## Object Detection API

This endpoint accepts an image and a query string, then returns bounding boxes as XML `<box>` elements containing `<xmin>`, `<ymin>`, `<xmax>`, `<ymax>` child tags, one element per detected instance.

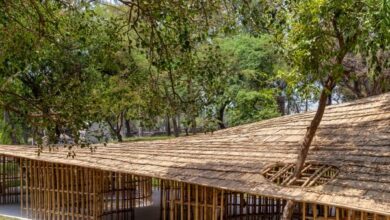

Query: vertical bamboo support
<box><xmin>187</xmin><ymin>184</ymin><xmax>191</xmax><ymax>220</ymax></box>
<box><xmin>33</xmin><ymin>160</ymin><xmax>38</xmax><ymax>220</ymax></box>
<box><xmin>347</xmin><ymin>209</ymin><xmax>352</xmax><ymax>220</ymax></box>
<box><xmin>324</xmin><ymin>205</ymin><xmax>328</xmax><ymax>220</ymax></box>
<box><xmin>93</xmin><ymin>169</ymin><xmax>96</xmax><ymax>220</ymax></box>
<box><xmin>162</xmin><ymin>180</ymin><xmax>166</xmax><ymax>220</ymax></box>
<box><xmin>170</xmin><ymin>181</ymin><xmax>175</xmax><ymax>220</ymax></box>
<box><xmin>203</xmin><ymin>186</ymin><xmax>207</xmax><ymax>220</ymax></box>
<box><xmin>239</xmin><ymin>193</ymin><xmax>244</xmax><ymax>220</ymax></box>
<box><xmin>195</xmin><ymin>185</ymin><xmax>199</xmax><ymax>220</ymax></box>
<box><xmin>71</xmin><ymin>166</ymin><xmax>75</xmax><ymax>220</ymax></box>
<box><xmin>180</xmin><ymin>183</ymin><xmax>184</xmax><ymax>220</ymax></box>
<box><xmin>212</xmin><ymin>188</ymin><xmax>217</xmax><ymax>220</ymax></box>
<box><xmin>30</xmin><ymin>160</ymin><xmax>33</xmax><ymax>219</ymax></box>
<box><xmin>220</xmin><ymin>190</ymin><xmax>224</xmax><ymax>220</ymax></box>
<box><xmin>61</xmin><ymin>164</ymin><xmax>65</xmax><ymax>220</ymax></box>
<box><xmin>44</xmin><ymin>162</ymin><xmax>49</xmax><ymax>220</ymax></box>
<box><xmin>20</xmin><ymin>158</ymin><xmax>23</xmax><ymax>217</ymax></box>
<box><xmin>26</xmin><ymin>158</ymin><xmax>29</xmax><ymax>218</ymax></box>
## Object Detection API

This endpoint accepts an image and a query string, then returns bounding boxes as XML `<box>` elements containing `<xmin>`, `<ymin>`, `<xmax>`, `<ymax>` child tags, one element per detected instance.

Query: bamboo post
<box><xmin>61</xmin><ymin>164</ymin><xmax>65</xmax><ymax>220</ymax></box>
<box><xmin>45</xmin><ymin>162</ymin><xmax>49</xmax><ymax>220</ymax></box>
<box><xmin>212</xmin><ymin>188</ymin><xmax>217</xmax><ymax>220</ymax></box>
<box><xmin>324</xmin><ymin>205</ymin><xmax>328</xmax><ymax>220</ymax></box>
<box><xmin>26</xmin><ymin>159</ymin><xmax>29</xmax><ymax>218</ymax></box>
<box><xmin>20</xmin><ymin>158</ymin><xmax>23</xmax><ymax>217</ymax></box>
<box><xmin>347</xmin><ymin>209</ymin><xmax>352</xmax><ymax>220</ymax></box>
<box><xmin>170</xmin><ymin>181</ymin><xmax>175</xmax><ymax>220</ymax></box>
<box><xmin>187</xmin><ymin>184</ymin><xmax>191</xmax><ymax>220</ymax></box>
<box><xmin>163</xmin><ymin>180</ymin><xmax>166</xmax><ymax>220</ymax></box>
<box><xmin>71</xmin><ymin>166</ymin><xmax>75</xmax><ymax>220</ymax></box>
<box><xmin>204</xmin><ymin>187</ymin><xmax>207</xmax><ymax>220</ymax></box>
<box><xmin>195</xmin><ymin>185</ymin><xmax>199</xmax><ymax>220</ymax></box>
<box><xmin>180</xmin><ymin>183</ymin><xmax>184</xmax><ymax>220</ymax></box>
<box><xmin>220</xmin><ymin>190</ymin><xmax>224</xmax><ymax>220</ymax></box>
<box><xmin>313</xmin><ymin>204</ymin><xmax>317</xmax><ymax>220</ymax></box>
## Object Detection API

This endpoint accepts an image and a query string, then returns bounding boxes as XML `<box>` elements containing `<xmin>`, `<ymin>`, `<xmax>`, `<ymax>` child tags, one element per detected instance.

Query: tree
<box><xmin>218</xmin><ymin>35</ymin><xmax>284</xmax><ymax>125</ymax></box>
<box><xmin>97</xmin><ymin>51</ymin><xmax>152</xmax><ymax>142</ymax></box>
<box><xmin>0</xmin><ymin>1</ymin><xmax>127</xmax><ymax>145</ymax></box>
<box><xmin>268</xmin><ymin>0</ymin><xmax>390</xmax><ymax>218</ymax></box>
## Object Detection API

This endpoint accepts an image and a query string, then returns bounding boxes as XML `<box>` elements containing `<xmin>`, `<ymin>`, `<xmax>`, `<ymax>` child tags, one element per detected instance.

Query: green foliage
<box><xmin>217</xmin><ymin>35</ymin><xmax>283</xmax><ymax>125</ymax></box>
<box><xmin>0</xmin><ymin>1</ymin><xmax>128</xmax><ymax>144</ymax></box>
<box><xmin>0</xmin><ymin>0</ymin><xmax>388</xmax><ymax>145</ymax></box>
<box><xmin>229</xmin><ymin>89</ymin><xmax>280</xmax><ymax>126</ymax></box>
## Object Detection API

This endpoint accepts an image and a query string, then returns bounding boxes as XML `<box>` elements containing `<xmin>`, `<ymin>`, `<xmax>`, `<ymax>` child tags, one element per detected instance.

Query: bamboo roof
<box><xmin>1</xmin><ymin>93</ymin><xmax>389</xmax><ymax>215</ymax></box>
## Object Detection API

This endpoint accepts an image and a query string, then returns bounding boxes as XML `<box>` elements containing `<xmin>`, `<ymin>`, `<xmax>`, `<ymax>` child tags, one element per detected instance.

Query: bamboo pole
<box><xmin>186</xmin><ymin>183</ymin><xmax>190</xmax><ymax>220</ymax></box>
<box><xmin>204</xmin><ymin>186</ymin><xmax>207</xmax><ymax>220</ymax></box>
<box><xmin>180</xmin><ymin>182</ymin><xmax>184</xmax><ymax>220</ymax></box>
<box><xmin>170</xmin><ymin>181</ymin><xmax>175</xmax><ymax>220</ymax></box>
<box><xmin>212</xmin><ymin>188</ymin><xmax>217</xmax><ymax>220</ymax></box>
<box><xmin>20</xmin><ymin>158</ymin><xmax>23</xmax><ymax>217</ymax></box>
<box><xmin>220</xmin><ymin>190</ymin><xmax>224</xmax><ymax>220</ymax></box>
<box><xmin>195</xmin><ymin>185</ymin><xmax>199</xmax><ymax>220</ymax></box>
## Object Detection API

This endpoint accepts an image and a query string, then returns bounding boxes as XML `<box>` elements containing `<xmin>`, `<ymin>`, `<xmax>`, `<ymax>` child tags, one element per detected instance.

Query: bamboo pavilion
<box><xmin>0</xmin><ymin>92</ymin><xmax>389</xmax><ymax>220</ymax></box>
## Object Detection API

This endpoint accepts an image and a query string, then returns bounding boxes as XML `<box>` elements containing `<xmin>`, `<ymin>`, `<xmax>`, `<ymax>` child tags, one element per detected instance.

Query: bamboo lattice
<box><xmin>0</xmin><ymin>155</ymin><xmax>20</xmax><ymax>205</ymax></box>
<box><xmin>19</xmin><ymin>158</ymin><xmax>152</xmax><ymax>220</ymax></box>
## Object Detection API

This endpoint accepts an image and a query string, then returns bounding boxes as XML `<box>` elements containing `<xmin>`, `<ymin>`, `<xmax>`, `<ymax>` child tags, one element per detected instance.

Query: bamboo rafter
<box><xmin>263</xmin><ymin>163</ymin><xmax>339</xmax><ymax>187</ymax></box>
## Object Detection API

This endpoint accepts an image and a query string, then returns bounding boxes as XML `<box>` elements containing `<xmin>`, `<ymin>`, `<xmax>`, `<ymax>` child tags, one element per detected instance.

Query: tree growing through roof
<box><xmin>268</xmin><ymin>0</ymin><xmax>390</xmax><ymax>218</ymax></box>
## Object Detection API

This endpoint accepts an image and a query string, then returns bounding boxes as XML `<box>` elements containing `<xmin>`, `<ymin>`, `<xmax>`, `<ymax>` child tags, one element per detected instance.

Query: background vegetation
<box><xmin>0</xmin><ymin>0</ymin><xmax>388</xmax><ymax>146</ymax></box>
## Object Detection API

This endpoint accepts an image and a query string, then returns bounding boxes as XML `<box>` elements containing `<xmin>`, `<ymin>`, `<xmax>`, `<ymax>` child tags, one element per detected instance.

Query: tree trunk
<box><xmin>125</xmin><ymin>119</ymin><xmax>132</xmax><ymax>137</ymax></box>
<box><xmin>216</xmin><ymin>103</ymin><xmax>227</xmax><ymax>129</ymax></box>
<box><xmin>287</xmin><ymin>96</ymin><xmax>291</xmax><ymax>115</ymax></box>
<box><xmin>327</xmin><ymin>91</ymin><xmax>332</xmax><ymax>105</ymax></box>
<box><xmin>22</xmin><ymin>124</ymin><xmax>29</xmax><ymax>144</ymax></box>
<box><xmin>4</xmin><ymin>111</ymin><xmax>19</xmax><ymax>145</ymax></box>
<box><xmin>294</xmin><ymin>79</ymin><xmax>334</xmax><ymax>177</ymax></box>
<box><xmin>184</xmin><ymin>128</ymin><xmax>189</xmax><ymax>136</ymax></box>
<box><xmin>282</xmin><ymin>78</ymin><xmax>335</xmax><ymax>220</ymax></box>
<box><xmin>172</xmin><ymin>116</ymin><xmax>180</xmax><ymax>137</ymax></box>
<box><xmin>305</xmin><ymin>98</ymin><xmax>309</xmax><ymax>112</ymax></box>
<box><xmin>282</xmin><ymin>200</ymin><xmax>295</xmax><ymax>220</ymax></box>
<box><xmin>139</xmin><ymin>121</ymin><xmax>144</xmax><ymax>137</ymax></box>
<box><xmin>191</xmin><ymin>116</ymin><xmax>197</xmax><ymax>135</ymax></box>
<box><xmin>166</xmin><ymin>115</ymin><xmax>171</xmax><ymax>136</ymax></box>
<box><xmin>116</xmin><ymin>131</ymin><xmax>123</xmax><ymax>142</ymax></box>
<box><xmin>277</xmin><ymin>95</ymin><xmax>286</xmax><ymax>116</ymax></box>
<box><xmin>106</xmin><ymin>119</ymin><xmax>123</xmax><ymax>142</ymax></box>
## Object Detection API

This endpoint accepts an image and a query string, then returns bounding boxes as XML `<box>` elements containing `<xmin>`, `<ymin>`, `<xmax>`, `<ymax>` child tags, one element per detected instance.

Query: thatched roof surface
<box><xmin>1</xmin><ymin>93</ymin><xmax>389</xmax><ymax>215</ymax></box>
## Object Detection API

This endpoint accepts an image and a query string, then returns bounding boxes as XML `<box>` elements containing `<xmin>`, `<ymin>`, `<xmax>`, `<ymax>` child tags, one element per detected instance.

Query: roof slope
<box><xmin>1</xmin><ymin>93</ymin><xmax>389</xmax><ymax>215</ymax></box>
